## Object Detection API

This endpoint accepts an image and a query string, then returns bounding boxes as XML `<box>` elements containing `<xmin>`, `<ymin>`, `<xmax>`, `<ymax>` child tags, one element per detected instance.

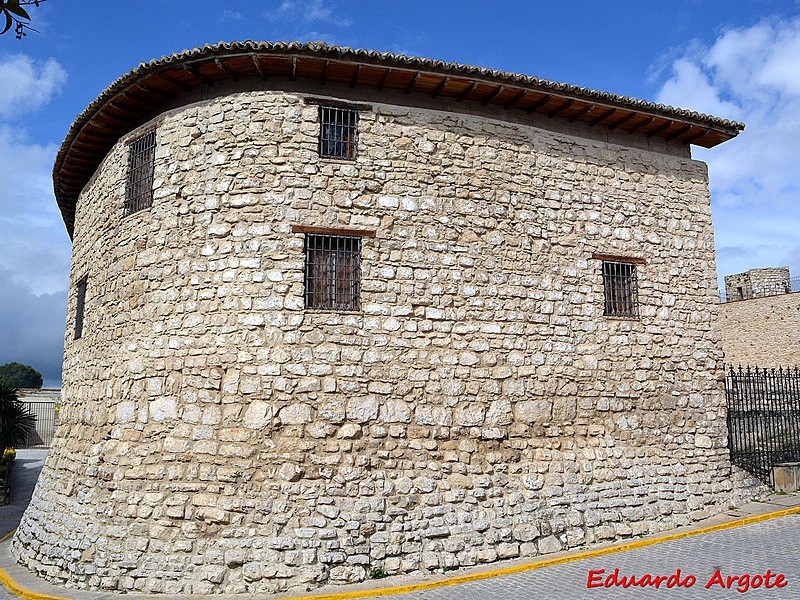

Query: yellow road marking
<box><xmin>0</xmin><ymin>505</ymin><xmax>798</xmax><ymax>600</ymax></box>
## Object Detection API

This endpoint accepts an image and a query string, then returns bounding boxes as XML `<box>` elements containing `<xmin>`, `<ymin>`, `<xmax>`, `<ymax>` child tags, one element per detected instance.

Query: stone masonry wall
<box><xmin>14</xmin><ymin>85</ymin><xmax>762</xmax><ymax>595</ymax></box>
<box><xmin>721</xmin><ymin>291</ymin><xmax>800</xmax><ymax>368</ymax></box>
<box><xmin>724</xmin><ymin>267</ymin><xmax>791</xmax><ymax>301</ymax></box>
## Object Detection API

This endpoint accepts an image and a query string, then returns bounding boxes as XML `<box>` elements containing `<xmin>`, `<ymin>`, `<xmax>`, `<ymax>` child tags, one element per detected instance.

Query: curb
<box><xmin>1</xmin><ymin>505</ymin><xmax>799</xmax><ymax>600</ymax></box>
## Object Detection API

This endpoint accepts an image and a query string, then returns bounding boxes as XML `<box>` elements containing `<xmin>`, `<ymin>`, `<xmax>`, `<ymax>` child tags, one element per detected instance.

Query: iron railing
<box><xmin>725</xmin><ymin>365</ymin><xmax>800</xmax><ymax>484</ymax></box>
<box><xmin>20</xmin><ymin>401</ymin><xmax>57</xmax><ymax>448</ymax></box>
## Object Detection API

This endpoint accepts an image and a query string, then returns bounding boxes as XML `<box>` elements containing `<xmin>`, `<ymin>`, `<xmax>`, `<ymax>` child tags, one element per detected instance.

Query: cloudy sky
<box><xmin>0</xmin><ymin>1</ymin><xmax>798</xmax><ymax>387</ymax></box>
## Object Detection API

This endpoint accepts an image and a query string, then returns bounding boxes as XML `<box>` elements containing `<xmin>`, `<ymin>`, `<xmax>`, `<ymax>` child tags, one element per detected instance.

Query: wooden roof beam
<box><xmin>481</xmin><ymin>85</ymin><xmax>505</xmax><ymax>106</ymax></box>
<box><xmin>607</xmin><ymin>111</ymin><xmax>638</xmax><ymax>131</ymax></box>
<box><xmin>93</xmin><ymin>110</ymin><xmax>138</xmax><ymax>128</ymax></box>
<box><xmin>525</xmin><ymin>94</ymin><xmax>552</xmax><ymax>114</ymax></box>
<box><xmin>685</xmin><ymin>127</ymin><xmax>711</xmax><ymax>143</ymax></box>
<box><xmin>349</xmin><ymin>64</ymin><xmax>361</xmax><ymax>88</ymax></box>
<box><xmin>378</xmin><ymin>68</ymin><xmax>393</xmax><ymax>91</ymax></box>
<box><xmin>431</xmin><ymin>76</ymin><xmax>450</xmax><ymax>99</ymax></box>
<box><xmin>664</xmin><ymin>124</ymin><xmax>692</xmax><ymax>142</ymax></box>
<box><xmin>503</xmin><ymin>89</ymin><xmax>526</xmax><ymax>109</ymax></box>
<box><xmin>320</xmin><ymin>60</ymin><xmax>330</xmax><ymax>85</ymax></box>
<box><xmin>183</xmin><ymin>64</ymin><xmax>213</xmax><ymax>85</ymax></box>
<box><xmin>135</xmin><ymin>82</ymin><xmax>174</xmax><ymax>102</ymax></box>
<box><xmin>156</xmin><ymin>72</ymin><xmax>192</xmax><ymax>93</ymax></box>
<box><xmin>546</xmin><ymin>99</ymin><xmax>573</xmax><ymax>119</ymax></box>
<box><xmin>118</xmin><ymin>92</ymin><xmax>161</xmax><ymax>111</ymax></box>
<box><xmin>569</xmin><ymin>103</ymin><xmax>595</xmax><ymax>123</ymax></box>
<box><xmin>627</xmin><ymin>116</ymin><xmax>655</xmax><ymax>135</ymax></box>
<box><xmin>251</xmin><ymin>54</ymin><xmax>268</xmax><ymax>79</ymax></box>
<box><xmin>215</xmin><ymin>59</ymin><xmax>236</xmax><ymax>80</ymax></box>
<box><xmin>457</xmin><ymin>81</ymin><xmax>479</xmax><ymax>102</ymax></box>
<box><xmin>646</xmin><ymin>120</ymin><xmax>673</xmax><ymax>138</ymax></box>
<box><xmin>588</xmin><ymin>107</ymin><xmax>616</xmax><ymax>127</ymax></box>
<box><xmin>404</xmin><ymin>72</ymin><xmax>420</xmax><ymax>95</ymax></box>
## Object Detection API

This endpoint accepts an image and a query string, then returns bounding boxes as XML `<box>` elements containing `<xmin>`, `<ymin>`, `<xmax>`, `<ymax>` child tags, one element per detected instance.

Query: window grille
<box><xmin>74</xmin><ymin>276</ymin><xmax>87</xmax><ymax>340</ymax></box>
<box><xmin>305</xmin><ymin>234</ymin><xmax>361</xmax><ymax>311</ymax></box>
<box><xmin>602</xmin><ymin>261</ymin><xmax>639</xmax><ymax>318</ymax></box>
<box><xmin>125</xmin><ymin>130</ymin><xmax>156</xmax><ymax>215</ymax></box>
<box><xmin>319</xmin><ymin>106</ymin><xmax>358</xmax><ymax>159</ymax></box>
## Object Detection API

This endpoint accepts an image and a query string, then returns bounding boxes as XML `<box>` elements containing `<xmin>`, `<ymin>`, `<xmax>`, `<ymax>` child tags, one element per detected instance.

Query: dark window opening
<box><xmin>602</xmin><ymin>261</ymin><xmax>639</xmax><ymax>318</ymax></box>
<box><xmin>319</xmin><ymin>106</ymin><xmax>358</xmax><ymax>159</ymax></box>
<box><xmin>125</xmin><ymin>130</ymin><xmax>156</xmax><ymax>215</ymax></box>
<box><xmin>305</xmin><ymin>234</ymin><xmax>361</xmax><ymax>311</ymax></box>
<box><xmin>74</xmin><ymin>276</ymin><xmax>87</xmax><ymax>340</ymax></box>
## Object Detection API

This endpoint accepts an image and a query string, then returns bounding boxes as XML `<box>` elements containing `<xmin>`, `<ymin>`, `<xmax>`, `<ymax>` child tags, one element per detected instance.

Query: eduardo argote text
<box><xmin>587</xmin><ymin>568</ymin><xmax>787</xmax><ymax>593</ymax></box>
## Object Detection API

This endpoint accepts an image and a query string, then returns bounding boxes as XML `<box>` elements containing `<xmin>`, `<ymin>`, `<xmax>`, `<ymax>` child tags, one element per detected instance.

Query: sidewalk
<box><xmin>1</xmin><ymin>452</ymin><xmax>799</xmax><ymax>599</ymax></box>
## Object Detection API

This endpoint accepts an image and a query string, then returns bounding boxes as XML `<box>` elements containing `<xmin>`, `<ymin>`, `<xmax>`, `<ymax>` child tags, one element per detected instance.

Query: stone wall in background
<box><xmin>13</xmin><ymin>85</ymin><xmax>763</xmax><ymax>595</ymax></box>
<box><xmin>721</xmin><ymin>291</ymin><xmax>800</xmax><ymax>369</ymax></box>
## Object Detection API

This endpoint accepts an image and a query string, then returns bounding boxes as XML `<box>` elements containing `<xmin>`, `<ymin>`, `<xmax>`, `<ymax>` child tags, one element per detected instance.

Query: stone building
<box><xmin>14</xmin><ymin>42</ymin><xmax>762</xmax><ymax>594</ymax></box>
<box><xmin>724</xmin><ymin>267</ymin><xmax>791</xmax><ymax>302</ymax></box>
<box><xmin>721</xmin><ymin>267</ymin><xmax>800</xmax><ymax>368</ymax></box>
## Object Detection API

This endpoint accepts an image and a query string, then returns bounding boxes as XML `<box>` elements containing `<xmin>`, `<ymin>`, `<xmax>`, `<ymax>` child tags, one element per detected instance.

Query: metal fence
<box><xmin>21</xmin><ymin>401</ymin><xmax>57</xmax><ymax>448</ymax></box>
<box><xmin>725</xmin><ymin>366</ymin><xmax>800</xmax><ymax>484</ymax></box>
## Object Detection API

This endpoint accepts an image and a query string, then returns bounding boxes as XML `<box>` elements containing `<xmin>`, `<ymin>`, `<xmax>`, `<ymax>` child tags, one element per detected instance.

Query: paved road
<box><xmin>0</xmin><ymin>449</ymin><xmax>47</xmax><ymax>600</ymax></box>
<box><xmin>380</xmin><ymin>515</ymin><xmax>800</xmax><ymax>600</ymax></box>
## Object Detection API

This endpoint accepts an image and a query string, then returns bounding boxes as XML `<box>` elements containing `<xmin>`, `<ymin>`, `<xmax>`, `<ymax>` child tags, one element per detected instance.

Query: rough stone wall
<box><xmin>721</xmin><ymin>291</ymin><xmax>800</xmax><ymax>368</ymax></box>
<box><xmin>724</xmin><ymin>267</ymin><xmax>791</xmax><ymax>301</ymax></box>
<box><xmin>14</xmin><ymin>86</ymin><xmax>762</xmax><ymax>595</ymax></box>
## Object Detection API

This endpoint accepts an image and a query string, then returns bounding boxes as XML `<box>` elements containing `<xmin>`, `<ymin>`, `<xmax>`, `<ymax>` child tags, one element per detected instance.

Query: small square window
<box><xmin>319</xmin><ymin>106</ymin><xmax>358</xmax><ymax>159</ymax></box>
<box><xmin>602</xmin><ymin>261</ymin><xmax>639</xmax><ymax>318</ymax></box>
<box><xmin>125</xmin><ymin>130</ymin><xmax>156</xmax><ymax>215</ymax></box>
<box><xmin>74</xmin><ymin>276</ymin><xmax>87</xmax><ymax>340</ymax></box>
<box><xmin>305</xmin><ymin>234</ymin><xmax>361</xmax><ymax>311</ymax></box>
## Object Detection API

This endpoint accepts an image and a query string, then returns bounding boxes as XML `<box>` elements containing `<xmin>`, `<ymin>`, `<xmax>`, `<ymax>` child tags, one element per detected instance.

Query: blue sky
<box><xmin>1</xmin><ymin>0</ymin><xmax>799</xmax><ymax>386</ymax></box>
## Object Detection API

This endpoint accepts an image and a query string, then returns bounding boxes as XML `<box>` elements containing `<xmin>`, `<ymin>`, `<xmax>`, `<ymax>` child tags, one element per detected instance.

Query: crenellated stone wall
<box><xmin>14</xmin><ymin>85</ymin><xmax>763</xmax><ymax>595</ymax></box>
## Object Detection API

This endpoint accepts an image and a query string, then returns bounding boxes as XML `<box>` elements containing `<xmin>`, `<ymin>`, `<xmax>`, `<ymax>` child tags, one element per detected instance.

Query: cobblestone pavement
<box><xmin>380</xmin><ymin>514</ymin><xmax>800</xmax><ymax>600</ymax></box>
<box><xmin>1</xmin><ymin>454</ymin><xmax>799</xmax><ymax>600</ymax></box>
<box><xmin>0</xmin><ymin>449</ymin><xmax>47</xmax><ymax>600</ymax></box>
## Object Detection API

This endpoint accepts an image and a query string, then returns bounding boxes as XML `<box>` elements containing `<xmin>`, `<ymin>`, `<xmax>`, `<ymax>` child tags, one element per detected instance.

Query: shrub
<box><xmin>0</xmin><ymin>380</ymin><xmax>34</xmax><ymax>451</ymax></box>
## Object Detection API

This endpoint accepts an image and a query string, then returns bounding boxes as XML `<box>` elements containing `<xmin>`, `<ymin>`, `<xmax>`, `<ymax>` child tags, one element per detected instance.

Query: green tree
<box><xmin>0</xmin><ymin>380</ymin><xmax>34</xmax><ymax>450</ymax></box>
<box><xmin>1</xmin><ymin>0</ymin><xmax>45</xmax><ymax>39</ymax></box>
<box><xmin>0</xmin><ymin>362</ymin><xmax>43</xmax><ymax>388</ymax></box>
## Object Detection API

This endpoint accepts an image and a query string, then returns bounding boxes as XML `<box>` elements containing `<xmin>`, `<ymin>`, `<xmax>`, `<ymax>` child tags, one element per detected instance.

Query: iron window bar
<box><xmin>125</xmin><ymin>130</ymin><xmax>156</xmax><ymax>215</ymax></box>
<box><xmin>602</xmin><ymin>260</ymin><xmax>639</xmax><ymax>318</ymax></box>
<box><xmin>319</xmin><ymin>106</ymin><xmax>358</xmax><ymax>159</ymax></box>
<box><xmin>304</xmin><ymin>234</ymin><xmax>361</xmax><ymax>311</ymax></box>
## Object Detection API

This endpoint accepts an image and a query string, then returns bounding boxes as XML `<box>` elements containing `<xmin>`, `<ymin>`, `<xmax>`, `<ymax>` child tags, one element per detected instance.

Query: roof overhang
<box><xmin>54</xmin><ymin>41</ymin><xmax>745</xmax><ymax>238</ymax></box>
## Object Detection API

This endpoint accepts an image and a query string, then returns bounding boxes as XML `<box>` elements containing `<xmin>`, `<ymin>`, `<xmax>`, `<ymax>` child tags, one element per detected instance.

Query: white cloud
<box><xmin>655</xmin><ymin>16</ymin><xmax>800</xmax><ymax>282</ymax></box>
<box><xmin>0</xmin><ymin>125</ymin><xmax>71</xmax><ymax>295</ymax></box>
<box><xmin>0</xmin><ymin>54</ymin><xmax>67</xmax><ymax>118</ymax></box>
<box><xmin>265</xmin><ymin>0</ymin><xmax>351</xmax><ymax>27</ymax></box>
<box><xmin>220</xmin><ymin>9</ymin><xmax>241</xmax><ymax>22</ymax></box>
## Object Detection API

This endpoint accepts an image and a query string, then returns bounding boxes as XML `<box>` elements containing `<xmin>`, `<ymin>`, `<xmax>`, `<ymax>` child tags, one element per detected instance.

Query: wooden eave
<box><xmin>54</xmin><ymin>42</ymin><xmax>745</xmax><ymax>238</ymax></box>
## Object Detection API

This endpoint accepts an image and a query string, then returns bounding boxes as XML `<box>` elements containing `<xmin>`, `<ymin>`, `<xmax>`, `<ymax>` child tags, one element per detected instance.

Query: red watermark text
<box><xmin>587</xmin><ymin>568</ymin><xmax>787</xmax><ymax>592</ymax></box>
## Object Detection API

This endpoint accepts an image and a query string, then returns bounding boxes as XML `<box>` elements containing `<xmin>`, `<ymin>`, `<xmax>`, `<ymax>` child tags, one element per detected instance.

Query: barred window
<box><xmin>319</xmin><ymin>106</ymin><xmax>358</xmax><ymax>159</ymax></box>
<box><xmin>602</xmin><ymin>261</ymin><xmax>639</xmax><ymax>318</ymax></box>
<box><xmin>305</xmin><ymin>234</ymin><xmax>361</xmax><ymax>311</ymax></box>
<box><xmin>125</xmin><ymin>130</ymin><xmax>156</xmax><ymax>215</ymax></box>
<box><xmin>74</xmin><ymin>276</ymin><xmax>87</xmax><ymax>340</ymax></box>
